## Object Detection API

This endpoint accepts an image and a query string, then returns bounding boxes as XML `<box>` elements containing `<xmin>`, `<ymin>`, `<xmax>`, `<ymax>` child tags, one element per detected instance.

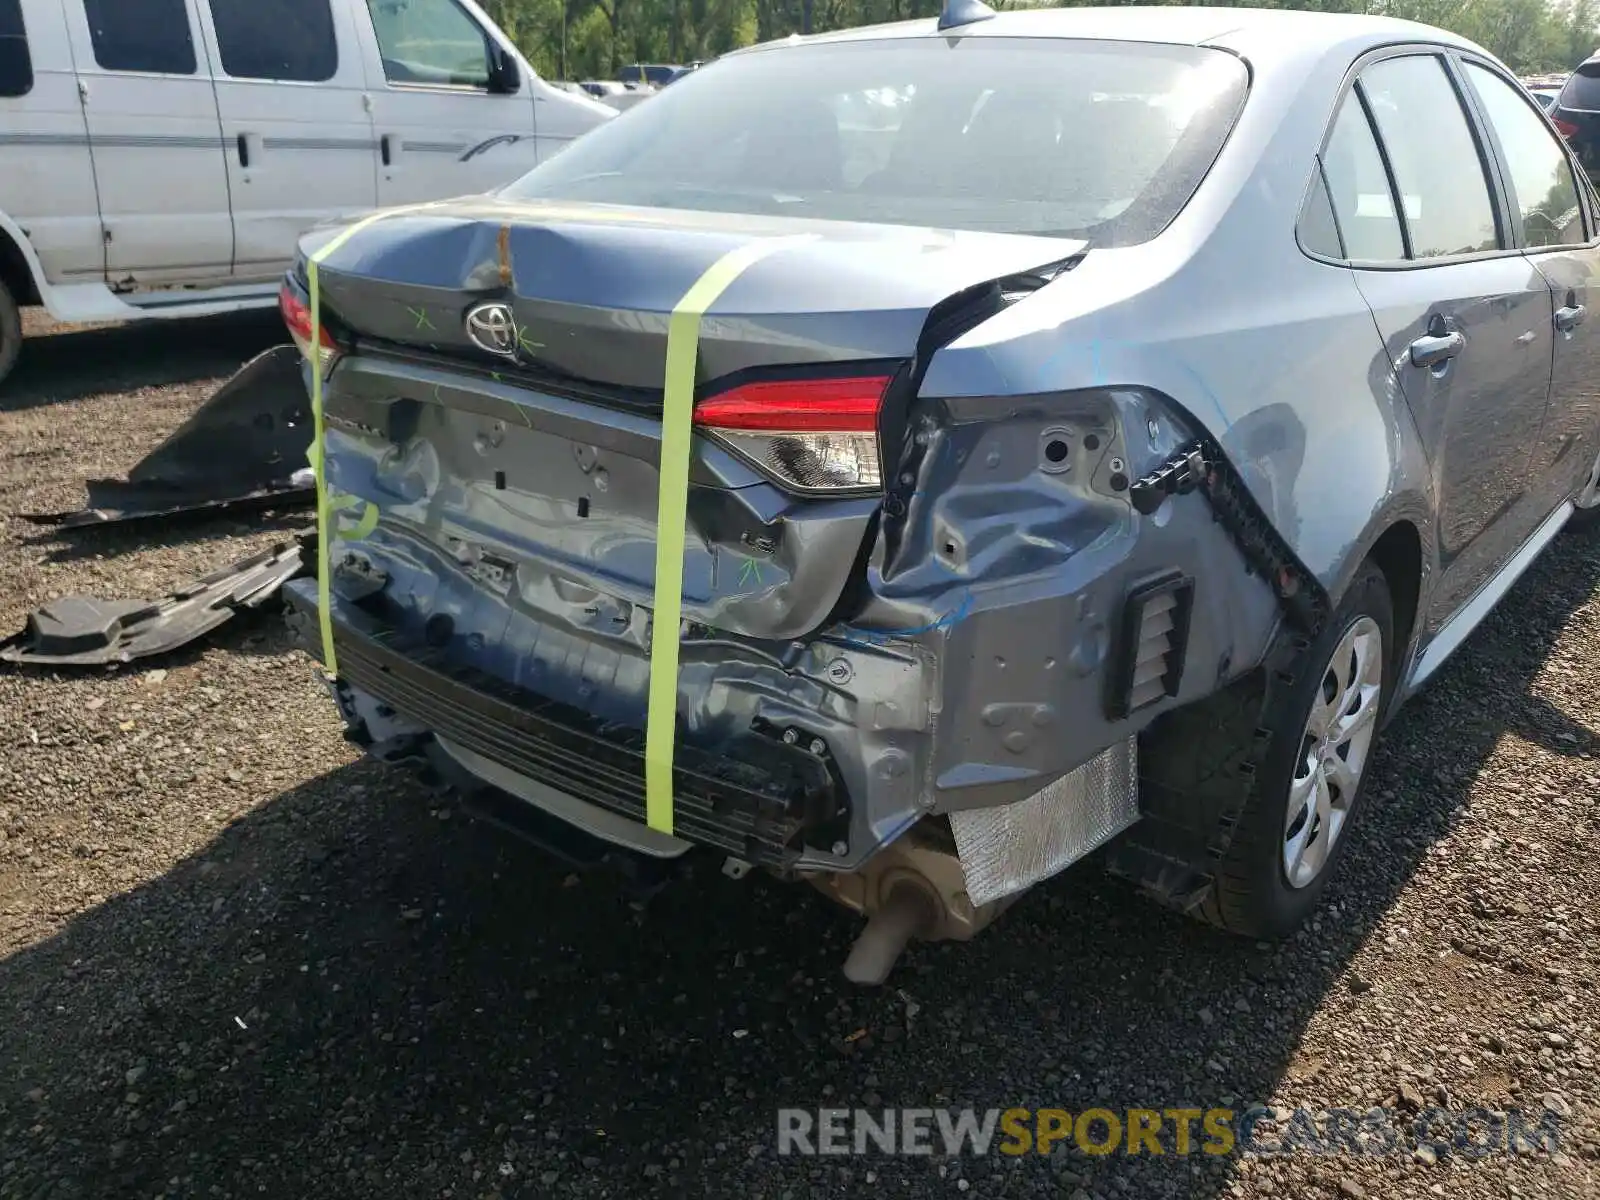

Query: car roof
<box><xmin>730</xmin><ymin>5</ymin><xmax>1478</xmax><ymax>59</ymax></box>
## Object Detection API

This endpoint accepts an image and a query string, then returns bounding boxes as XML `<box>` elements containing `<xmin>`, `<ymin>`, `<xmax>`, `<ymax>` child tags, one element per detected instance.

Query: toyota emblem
<box><xmin>465</xmin><ymin>302</ymin><xmax>518</xmax><ymax>358</ymax></box>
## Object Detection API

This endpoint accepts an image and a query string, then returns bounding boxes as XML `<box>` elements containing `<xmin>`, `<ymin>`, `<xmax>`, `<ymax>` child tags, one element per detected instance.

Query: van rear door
<box><xmin>195</xmin><ymin>0</ymin><xmax>379</xmax><ymax>283</ymax></box>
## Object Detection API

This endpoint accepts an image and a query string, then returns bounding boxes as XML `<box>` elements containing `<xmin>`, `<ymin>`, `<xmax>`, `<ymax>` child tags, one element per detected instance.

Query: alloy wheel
<box><xmin>1576</xmin><ymin>451</ymin><xmax>1600</xmax><ymax>510</ymax></box>
<box><xmin>1283</xmin><ymin>616</ymin><xmax>1384</xmax><ymax>890</ymax></box>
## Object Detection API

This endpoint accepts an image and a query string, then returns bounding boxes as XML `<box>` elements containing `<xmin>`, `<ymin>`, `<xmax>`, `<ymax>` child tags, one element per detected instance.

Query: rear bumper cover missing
<box><xmin>284</xmin><ymin>585</ymin><xmax>848</xmax><ymax>870</ymax></box>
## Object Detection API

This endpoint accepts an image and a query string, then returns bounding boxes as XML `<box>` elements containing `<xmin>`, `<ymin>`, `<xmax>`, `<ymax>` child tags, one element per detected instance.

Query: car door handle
<box><xmin>1409</xmin><ymin>330</ymin><xmax>1465</xmax><ymax>368</ymax></box>
<box><xmin>236</xmin><ymin>133</ymin><xmax>250</xmax><ymax>168</ymax></box>
<box><xmin>381</xmin><ymin>135</ymin><xmax>395</xmax><ymax>167</ymax></box>
<box><xmin>1555</xmin><ymin>303</ymin><xmax>1586</xmax><ymax>332</ymax></box>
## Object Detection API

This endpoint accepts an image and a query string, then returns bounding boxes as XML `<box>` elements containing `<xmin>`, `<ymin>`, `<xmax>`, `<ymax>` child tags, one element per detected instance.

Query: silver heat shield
<box><xmin>949</xmin><ymin>737</ymin><xmax>1139</xmax><ymax>907</ymax></box>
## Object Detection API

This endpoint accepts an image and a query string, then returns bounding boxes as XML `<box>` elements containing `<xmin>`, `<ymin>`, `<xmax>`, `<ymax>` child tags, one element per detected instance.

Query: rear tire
<box><xmin>1138</xmin><ymin>560</ymin><xmax>1395</xmax><ymax>940</ymax></box>
<box><xmin>0</xmin><ymin>277</ymin><xmax>20</xmax><ymax>389</ymax></box>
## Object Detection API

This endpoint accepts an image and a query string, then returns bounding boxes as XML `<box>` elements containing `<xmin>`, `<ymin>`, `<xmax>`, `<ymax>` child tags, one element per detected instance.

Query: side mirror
<box><xmin>488</xmin><ymin>44</ymin><xmax>522</xmax><ymax>94</ymax></box>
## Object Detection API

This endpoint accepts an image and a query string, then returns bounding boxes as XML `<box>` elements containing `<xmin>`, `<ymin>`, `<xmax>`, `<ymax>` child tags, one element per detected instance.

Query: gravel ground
<box><xmin>1</xmin><ymin>314</ymin><xmax>1598</xmax><ymax>1200</ymax></box>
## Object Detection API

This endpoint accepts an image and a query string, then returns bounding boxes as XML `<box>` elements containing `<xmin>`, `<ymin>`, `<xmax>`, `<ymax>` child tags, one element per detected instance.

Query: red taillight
<box><xmin>278</xmin><ymin>278</ymin><xmax>339</xmax><ymax>374</ymax></box>
<box><xmin>693</xmin><ymin>374</ymin><xmax>893</xmax><ymax>492</ymax></box>
<box><xmin>1553</xmin><ymin>116</ymin><xmax>1579</xmax><ymax>139</ymax></box>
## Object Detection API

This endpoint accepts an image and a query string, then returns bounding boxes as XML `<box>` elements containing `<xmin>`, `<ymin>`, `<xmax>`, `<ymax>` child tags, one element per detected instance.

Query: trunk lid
<box><xmin>308</xmin><ymin>197</ymin><xmax>1082</xmax><ymax>391</ymax></box>
<box><xmin>308</xmin><ymin>198</ymin><xmax>1082</xmax><ymax>642</ymax></box>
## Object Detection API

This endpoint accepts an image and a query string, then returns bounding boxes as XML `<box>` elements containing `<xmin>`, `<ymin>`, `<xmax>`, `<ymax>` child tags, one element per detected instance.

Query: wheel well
<box><xmin>0</xmin><ymin>227</ymin><xmax>41</xmax><ymax>307</ymax></box>
<box><xmin>1368</xmin><ymin>521</ymin><xmax>1422</xmax><ymax>666</ymax></box>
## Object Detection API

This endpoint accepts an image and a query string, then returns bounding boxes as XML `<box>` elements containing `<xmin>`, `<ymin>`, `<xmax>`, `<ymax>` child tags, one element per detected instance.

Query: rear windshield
<box><xmin>501</xmin><ymin>37</ymin><xmax>1248</xmax><ymax>246</ymax></box>
<box><xmin>1561</xmin><ymin>62</ymin><xmax>1600</xmax><ymax>110</ymax></box>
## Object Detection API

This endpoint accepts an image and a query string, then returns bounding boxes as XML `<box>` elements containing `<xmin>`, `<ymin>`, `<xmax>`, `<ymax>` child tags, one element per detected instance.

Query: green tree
<box><xmin>485</xmin><ymin>0</ymin><xmax>1597</xmax><ymax>82</ymax></box>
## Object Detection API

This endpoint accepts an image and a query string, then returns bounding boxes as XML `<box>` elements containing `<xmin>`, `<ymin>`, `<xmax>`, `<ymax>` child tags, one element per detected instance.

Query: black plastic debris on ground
<box><xmin>1</xmin><ymin>537</ymin><xmax>310</xmax><ymax>668</ymax></box>
<box><xmin>20</xmin><ymin>345</ymin><xmax>315</xmax><ymax>531</ymax></box>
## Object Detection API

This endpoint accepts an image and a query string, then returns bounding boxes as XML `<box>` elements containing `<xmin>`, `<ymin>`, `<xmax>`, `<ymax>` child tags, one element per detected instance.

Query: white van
<box><xmin>0</xmin><ymin>0</ymin><xmax>615</xmax><ymax>383</ymax></box>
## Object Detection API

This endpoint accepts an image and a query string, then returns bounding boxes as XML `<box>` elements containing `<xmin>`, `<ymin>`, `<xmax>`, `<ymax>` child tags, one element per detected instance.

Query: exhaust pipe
<box><xmin>842</xmin><ymin>878</ymin><xmax>939</xmax><ymax>985</ymax></box>
<box><xmin>808</xmin><ymin>821</ymin><xmax>1019</xmax><ymax>985</ymax></box>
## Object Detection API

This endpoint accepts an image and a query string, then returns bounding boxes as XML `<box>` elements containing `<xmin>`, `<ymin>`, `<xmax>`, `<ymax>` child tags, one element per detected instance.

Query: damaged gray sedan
<box><xmin>278</xmin><ymin>5</ymin><xmax>1600</xmax><ymax>983</ymax></box>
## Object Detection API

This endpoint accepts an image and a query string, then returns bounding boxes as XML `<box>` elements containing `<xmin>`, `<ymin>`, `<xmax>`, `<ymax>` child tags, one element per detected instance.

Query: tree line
<box><xmin>479</xmin><ymin>0</ymin><xmax>1599</xmax><ymax>83</ymax></box>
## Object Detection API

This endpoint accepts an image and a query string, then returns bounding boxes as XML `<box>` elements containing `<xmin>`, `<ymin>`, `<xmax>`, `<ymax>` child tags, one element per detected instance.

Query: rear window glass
<box><xmin>502</xmin><ymin>37</ymin><xmax>1249</xmax><ymax>246</ymax></box>
<box><xmin>1560</xmin><ymin>63</ymin><xmax>1600</xmax><ymax>110</ymax></box>
<box><xmin>83</xmin><ymin>0</ymin><xmax>198</xmax><ymax>75</ymax></box>
<box><xmin>0</xmin><ymin>0</ymin><xmax>30</xmax><ymax>98</ymax></box>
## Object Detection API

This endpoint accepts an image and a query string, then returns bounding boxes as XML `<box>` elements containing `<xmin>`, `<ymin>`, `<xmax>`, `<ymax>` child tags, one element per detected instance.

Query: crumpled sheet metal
<box><xmin>949</xmin><ymin>737</ymin><xmax>1140</xmax><ymax>908</ymax></box>
<box><xmin>20</xmin><ymin>345</ymin><xmax>315</xmax><ymax>530</ymax></box>
<box><xmin>0</xmin><ymin>538</ymin><xmax>309</xmax><ymax>668</ymax></box>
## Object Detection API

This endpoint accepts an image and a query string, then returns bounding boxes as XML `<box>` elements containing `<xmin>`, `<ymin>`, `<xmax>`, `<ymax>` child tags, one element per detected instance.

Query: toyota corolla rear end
<box><xmin>280</xmin><ymin>25</ymin><xmax>1270</xmax><ymax>982</ymax></box>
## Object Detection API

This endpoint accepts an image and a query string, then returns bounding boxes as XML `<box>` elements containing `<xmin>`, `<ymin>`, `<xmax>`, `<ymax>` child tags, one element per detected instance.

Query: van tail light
<box><xmin>1553</xmin><ymin>115</ymin><xmax>1579</xmax><ymax>140</ymax></box>
<box><xmin>693</xmin><ymin>374</ymin><xmax>893</xmax><ymax>492</ymax></box>
<box><xmin>278</xmin><ymin>277</ymin><xmax>341</xmax><ymax>375</ymax></box>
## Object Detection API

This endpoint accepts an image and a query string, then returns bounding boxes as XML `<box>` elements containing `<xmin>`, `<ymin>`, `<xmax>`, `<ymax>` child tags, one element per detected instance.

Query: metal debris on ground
<box><xmin>0</xmin><ymin>536</ymin><xmax>310</xmax><ymax>668</ymax></box>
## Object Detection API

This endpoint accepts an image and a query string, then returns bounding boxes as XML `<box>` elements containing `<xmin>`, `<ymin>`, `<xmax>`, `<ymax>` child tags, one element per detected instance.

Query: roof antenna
<box><xmin>937</xmin><ymin>0</ymin><xmax>996</xmax><ymax>32</ymax></box>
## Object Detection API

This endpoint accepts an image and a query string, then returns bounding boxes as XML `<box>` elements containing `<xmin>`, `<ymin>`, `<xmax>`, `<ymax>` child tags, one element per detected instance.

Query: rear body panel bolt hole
<box><xmin>1040</xmin><ymin>427</ymin><xmax>1075</xmax><ymax>475</ymax></box>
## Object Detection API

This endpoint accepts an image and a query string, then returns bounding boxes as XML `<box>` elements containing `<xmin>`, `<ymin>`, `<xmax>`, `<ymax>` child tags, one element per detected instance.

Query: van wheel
<box><xmin>0</xmin><ymin>277</ymin><xmax>20</xmax><ymax>388</ymax></box>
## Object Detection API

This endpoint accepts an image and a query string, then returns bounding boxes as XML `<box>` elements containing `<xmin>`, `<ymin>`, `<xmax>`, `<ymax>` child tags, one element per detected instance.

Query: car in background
<box><xmin>620</xmin><ymin>62</ymin><xmax>690</xmax><ymax>87</ymax></box>
<box><xmin>0</xmin><ymin>0</ymin><xmax>613</xmax><ymax>388</ymax></box>
<box><xmin>281</xmin><ymin>5</ymin><xmax>1600</xmax><ymax>984</ymax></box>
<box><xmin>1549</xmin><ymin>55</ymin><xmax>1600</xmax><ymax>169</ymax></box>
<box><xmin>578</xmin><ymin>79</ymin><xmax>655</xmax><ymax>111</ymax></box>
<box><xmin>1530</xmin><ymin>86</ymin><xmax>1561</xmax><ymax>110</ymax></box>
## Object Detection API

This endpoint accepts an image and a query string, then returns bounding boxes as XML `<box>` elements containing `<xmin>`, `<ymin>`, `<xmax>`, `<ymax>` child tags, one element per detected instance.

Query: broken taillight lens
<box><xmin>693</xmin><ymin>375</ymin><xmax>893</xmax><ymax>493</ymax></box>
<box><xmin>278</xmin><ymin>278</ymin><xmax>340</xmax><ymax>375</ymax></box>
<box><xmin>1553</xmin><ymin>115</ymin><xmax>1579</xmax><ymax>139</ymax></box>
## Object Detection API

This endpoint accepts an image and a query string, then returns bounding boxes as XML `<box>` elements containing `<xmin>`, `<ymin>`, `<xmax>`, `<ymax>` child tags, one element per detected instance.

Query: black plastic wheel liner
<box><xmin>19</xmin><ymin>345</ymin><xmax>315</xmax><ymax>530</ymax></box>
<box><xmin>0</xmin><ymin>537</ymin><xmax>309</xmax><ymax>668</ymax></box>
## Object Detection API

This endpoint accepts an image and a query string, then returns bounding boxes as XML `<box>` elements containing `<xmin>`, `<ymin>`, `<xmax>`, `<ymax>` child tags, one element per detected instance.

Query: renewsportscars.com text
<box><xmin>776</xmin><ymin>1106</ymin><xmax>1563</xmax><ymax>1159</ymax></box>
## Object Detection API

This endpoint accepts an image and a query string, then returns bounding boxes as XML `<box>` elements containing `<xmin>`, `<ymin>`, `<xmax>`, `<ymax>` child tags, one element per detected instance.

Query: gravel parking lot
<box><xmin>0</xmin><ymin>315</ymin><xmax>1597</xmax><ymax>1200</ymax></box>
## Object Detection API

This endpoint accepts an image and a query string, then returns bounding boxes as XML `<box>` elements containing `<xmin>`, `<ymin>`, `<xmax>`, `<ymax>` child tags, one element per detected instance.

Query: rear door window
<box><xmin>83</xmin><ymin>0</ymin><xmax>198</xmax><ymax>75</ymax></box>
<box><xmin>209</xmin><ymin>0</ymin><xmax>338</xmax><ymax>83</ymax></box>
<box><xmin>1297</xmin><ymin>164</ymin><xmax>1344</xmax><ymax>259</ymax></box>
<box><xmin>1359</xmin><ymin>54</ymin><xmax>1501</xmax><ymax>258</ymax></box>
<box><xmin>0</xmin><ymin>0</ymin><xmax>30</xmax><ymax>97</ymax></box>
<box><xmin>1464</xmin><ymin>62</ymin><xmax>1587</xmax><ymax>248</ymax></box>
<box><xmin>1318</xmin><ymin>90</ymin><xmax>1405</xmax><ymax>261</ymax></box>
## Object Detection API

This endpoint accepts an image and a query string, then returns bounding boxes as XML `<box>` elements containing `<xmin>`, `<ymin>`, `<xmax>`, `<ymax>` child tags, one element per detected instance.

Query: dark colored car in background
<box><xmin>1550</xmin><ymin>55</ymin><xmax>1600</xmax><ymax>170</ymax></box>
<box><xmin>619</xmin><ymin>62</ymin><xmax>691</xmax><ymax>87</ymax></box>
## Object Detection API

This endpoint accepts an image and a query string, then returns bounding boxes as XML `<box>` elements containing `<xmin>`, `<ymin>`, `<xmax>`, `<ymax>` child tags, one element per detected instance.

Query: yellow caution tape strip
<box><xmin>306</xmin><ymin>202</ymin><xmax>449</xmax><ymax>678</ymax></box>
<box><xmin>644</xmin><ymin>235</ymin><xmax>811</xmax><ymax>835</ymax></box>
